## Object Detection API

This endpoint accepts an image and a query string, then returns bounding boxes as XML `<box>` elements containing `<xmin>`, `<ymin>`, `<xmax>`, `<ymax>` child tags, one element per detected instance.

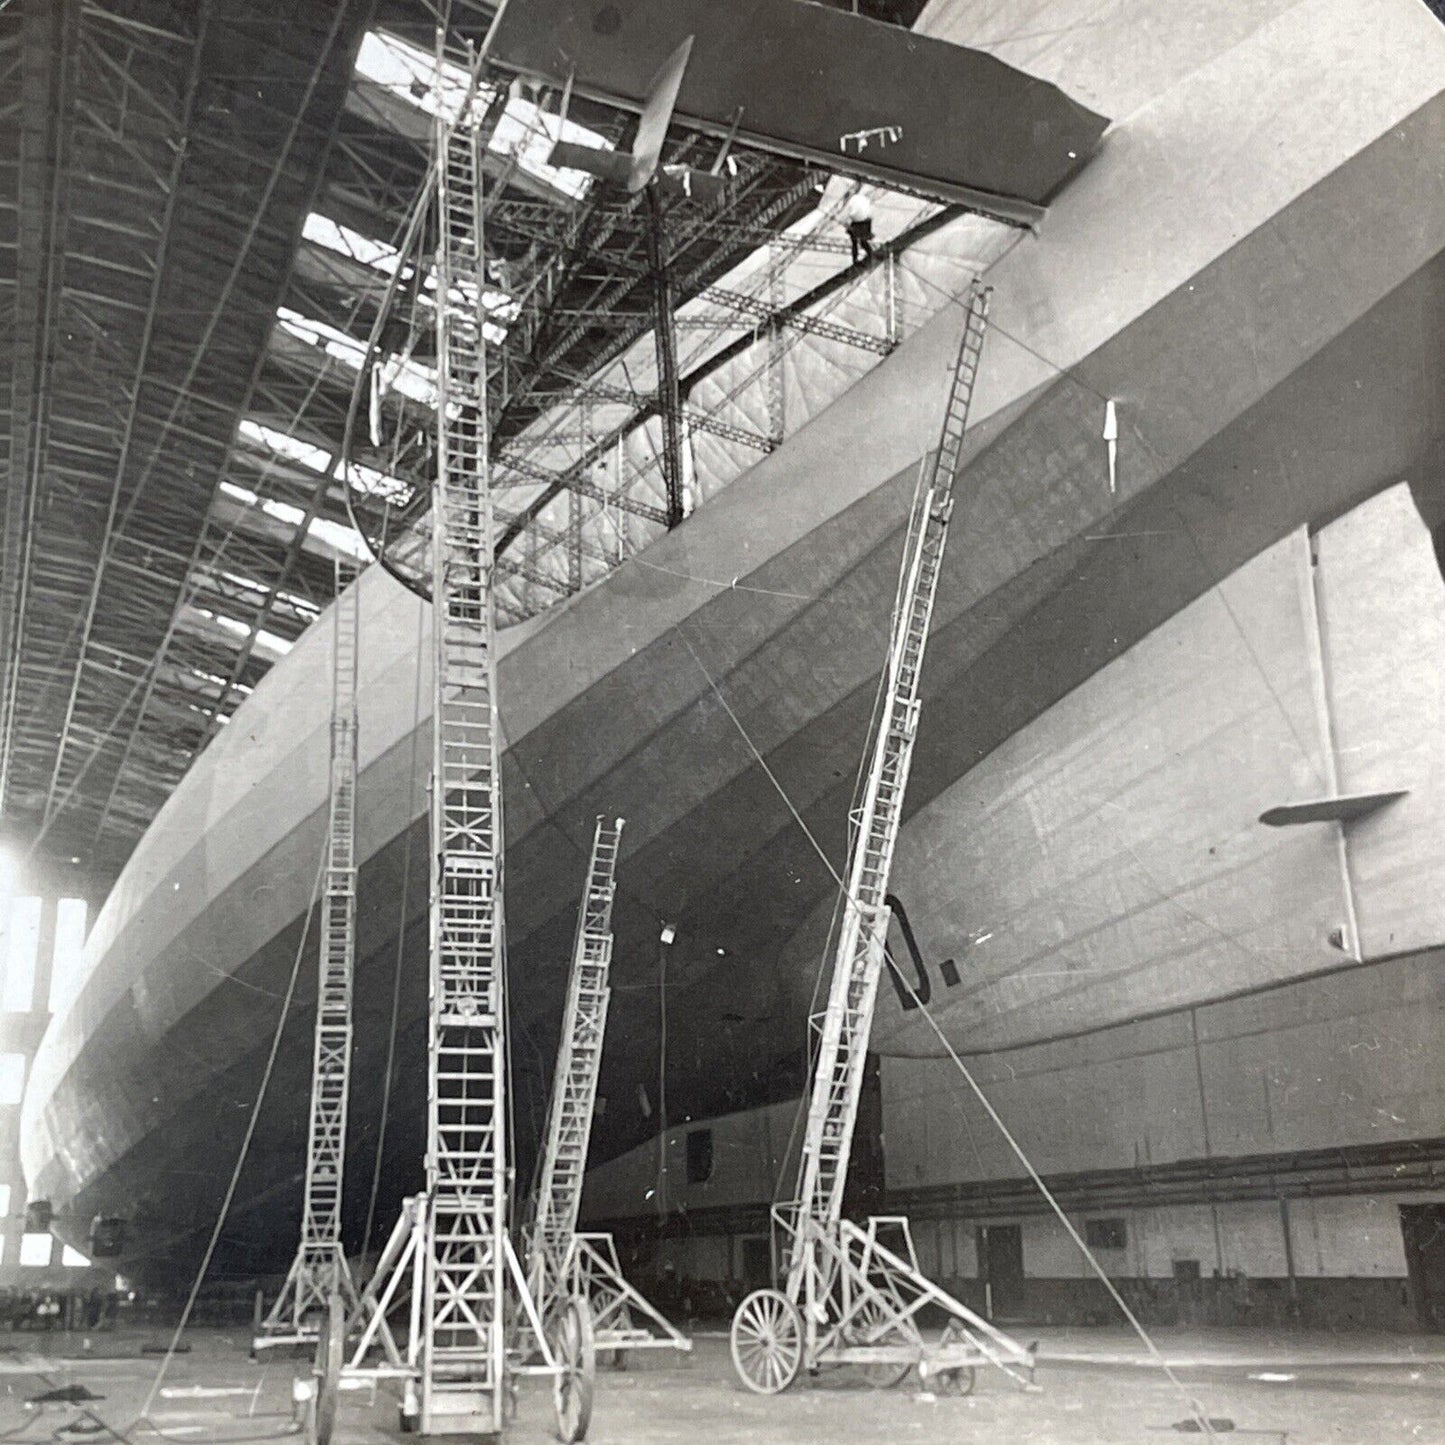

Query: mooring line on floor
<box><xmin>137</xmin><ymin>847</ymin><xmax>327</xmax><ymax>1424</ymax></box>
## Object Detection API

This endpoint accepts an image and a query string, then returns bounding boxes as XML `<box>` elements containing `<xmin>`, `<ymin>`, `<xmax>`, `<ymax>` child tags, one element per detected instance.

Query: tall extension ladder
<box><xmin>729</xmin><ymin>283</ymin><xmax>1037</xmax><ymax>1397</ymax></box>
<box><xmin>254</xmin><ymin>561</ymin><xmax>362</xmax><ymax>1355</ymax></box>
<box><xmin>339</xmin><ymin>38</ymin><xmax>593</xmax><ymax>1444</ymax></box>
<box><xmin>527</xmin><ymin>819</ymin><xmax>691</xmax><ymax>1362</ymax></box>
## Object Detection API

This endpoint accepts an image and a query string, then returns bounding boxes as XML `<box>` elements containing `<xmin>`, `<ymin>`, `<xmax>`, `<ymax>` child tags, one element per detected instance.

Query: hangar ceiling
<box><xmin>0</xmin><ymin>0</ymin><xmax>1021</xmax><ymax>884</ymax></box>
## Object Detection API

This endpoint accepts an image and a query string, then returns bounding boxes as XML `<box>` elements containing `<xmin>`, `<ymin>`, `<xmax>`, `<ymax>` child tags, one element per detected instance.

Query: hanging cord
<box><xmin>137</xmin><ymin>846</ymin><xmax>328</xmax><ymax>1421</ymax></box>
<box><xmin>654</xmin><ymin>934</ymin><xmax>668</xmax><ymax>1218</ymax></box>
<box><xmin>675</xmin><ymin>621</ymin><xmax>1221</xmax><ymax>1440</ymax></box>
<box><xmin>362</xmin><ymin>598</ymin><xmax>428</xmax><ymax>1256</ymax></box>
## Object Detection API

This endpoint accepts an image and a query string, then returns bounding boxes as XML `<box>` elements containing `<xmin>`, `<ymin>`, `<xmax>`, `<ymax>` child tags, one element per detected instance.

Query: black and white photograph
<box><xmin>2</xmin><ymin>0</ymin><xmax>1444</xmax><ymax>1440</ymax></box>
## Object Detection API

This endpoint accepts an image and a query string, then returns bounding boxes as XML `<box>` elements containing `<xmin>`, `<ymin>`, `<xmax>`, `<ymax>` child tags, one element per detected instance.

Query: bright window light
<box><xmin>277</xmin><ymin>305</ymin><xmax>440</xmax><ymax>405</ymax></box>
<box><xmin>238</xmin><ymin>417</ymin><xmax>333</xmax><ymax>475</ymax></box>
<box><xmin>19</xmin><ymin>1233</ymin><xmax>52</xmax><ymax>1268</ymax></box>
<box><xmin>302</xmin><ymin>212</ymin><xmax>516</xmax><ymax>322</ymax></box>
<box><xmin>308</xmin><ymin>518</ymin><xmax>371</xmax><ymax>562</ymax></box>
<box><xmin>61</xmin><ymin>1245</ymin><xmax>90</xmax><ymax>1268</ymax></box>
<box><xmin>0</xmin><ymin>1186</ymin><xmax>12</xmax><ymax>1216</ymax></box>
<box><xmin>3</xmin><ymin>896</ymin><xmax>41</xmax><ymax>1012</ymax></box>
<box><xmin>0</xmin><ymin>1054</ymin><xmax>25</xmax><ymax>1105</ymax></box>
<box><xmin>48</xmin><ymin>898</ymin><xmax>88</xmax><ymax>1015</ymax></box>
<box><xmin>345</xmin><ymin>459</ymin><xmax>415</xmax><ymax>505</ymax></box>
<box><xmin>215</xmin><ymin>482</ymin><xmax>368</xmax><ymax>566</ymax></box>
<box><xmin>303</xmin><ymin>212</ymin><xmax>408</xmax><ymax>277</ymax></box>
<box><xmin>192</xmin><ymin>609</ymin><xmax>293</xmax><ymax>661</ymax></box>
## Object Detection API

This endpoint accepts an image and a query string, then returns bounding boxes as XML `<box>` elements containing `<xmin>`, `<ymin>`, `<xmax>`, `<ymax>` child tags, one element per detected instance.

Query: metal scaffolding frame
<box><xmin>727</xmin><ymin>283</ymin><xmax>1037</xmax><ymax>1399</ymax></box>
<box><xmin>525</xmin><ymin>817</ymin><xmax>691</xmax><ymax>1363</ymax></box>
<box><xmin>253</xmin><ymin>559</ymin><xmax>361</xmax><ymax>1355</ymax></box>
<box><xmin>339</xmin><ymin>47</ymin><xmax>593</xmax><ymax>1441</ymax></box>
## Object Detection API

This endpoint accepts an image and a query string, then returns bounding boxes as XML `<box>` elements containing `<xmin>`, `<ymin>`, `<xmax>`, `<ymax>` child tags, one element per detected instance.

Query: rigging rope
<box><xmin>676</xmin><ymin>616</ymin><xmax>1221</xmax><ymax>1440</ymax></box>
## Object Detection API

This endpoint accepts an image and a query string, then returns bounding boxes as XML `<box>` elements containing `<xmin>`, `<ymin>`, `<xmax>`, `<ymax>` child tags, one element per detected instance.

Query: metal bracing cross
<box><xmin>730</xmin><ymin>284</ymin><xmax>1036</xmax><ymax>1399</ymax></box>
<box><xmin>253</xmin><ymin>559</ymin><xmax>362</xmax><ymax>1353</ymax></box>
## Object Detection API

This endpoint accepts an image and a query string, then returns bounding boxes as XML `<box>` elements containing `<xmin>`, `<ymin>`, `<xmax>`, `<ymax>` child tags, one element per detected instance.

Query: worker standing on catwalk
<box><xmin>845</xmin><ymin>189</ymin><xmax>874</xmax><ymax>266</ymax></box>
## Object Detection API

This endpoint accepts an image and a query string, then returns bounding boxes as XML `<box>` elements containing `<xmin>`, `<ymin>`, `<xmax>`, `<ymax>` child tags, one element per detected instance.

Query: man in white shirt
<box><xmin>845</xmin><ymin>189</ymin><xmax>874</xmax><ymax>266</ymax></box>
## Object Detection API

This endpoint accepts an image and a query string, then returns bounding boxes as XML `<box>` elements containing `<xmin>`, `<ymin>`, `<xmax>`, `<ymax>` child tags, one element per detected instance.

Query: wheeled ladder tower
<box><xmin>254</xmin><ymin>560</ymin><xmax>362</xmax><ymax>1359</ymax></box>
<box><xmin>336</xmin><ymin>37</ymin><xmax>593</xmax><ymax>1444</ymax></box>
<box><xmin>728</xmin><ymin>284</ymin><xmax>1038</xmax><ymax>1397</ymax></box>
<box><xmin>526</xmin><ymin>818</ymin><xmax>692</xmax><ymax>1365</ymax></box>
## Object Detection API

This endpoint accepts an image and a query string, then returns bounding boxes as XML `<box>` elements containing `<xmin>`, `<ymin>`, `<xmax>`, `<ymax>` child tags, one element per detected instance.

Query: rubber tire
<box><xmin>937</xmin><ymin>1364</ymin><xmax>976</xmax><ymax>1395</ymax></box>
<box><xmin>729</xmin><ymin>1289</ymin><xmax>804</xmax><ymax>1396</ymax></box>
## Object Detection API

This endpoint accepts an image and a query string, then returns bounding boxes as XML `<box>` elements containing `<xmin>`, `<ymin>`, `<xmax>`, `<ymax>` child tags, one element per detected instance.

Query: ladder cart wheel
<box><xmin>549</xmin><ymin>1295</ymin><xmax>595</xmax><ymax>1443</ymax></box>
<box><xmin>932</xmin><ymin>1321</ymin><xmax>976</xmax><ymax>1395</ymax></box>
<box><xmin>937</xmin><ymin>1365</ymin><xmax>976</xmax><ymax>1395</ymax></box>
<box><xmin>729</xmin><ymin>1289</ymin><xmax>803</xmax><ymax>1395</ymax></box>
<box><xmin>846</xmin><ymin>1296</ymin><xmax>914</xmax><ymax>1390</ymax></box>
<box><xmin>311</xmin><ymin>1293</ymin><xmax>344</xmax><ymax>1445</ymax></box>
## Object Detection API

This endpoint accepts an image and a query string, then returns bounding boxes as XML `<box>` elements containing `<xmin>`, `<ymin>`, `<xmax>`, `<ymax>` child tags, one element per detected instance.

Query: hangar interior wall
<box><xmin>579</xmin><ymin>486</ymin><xmax>1445</xmax><ymax>1328</ymax></box>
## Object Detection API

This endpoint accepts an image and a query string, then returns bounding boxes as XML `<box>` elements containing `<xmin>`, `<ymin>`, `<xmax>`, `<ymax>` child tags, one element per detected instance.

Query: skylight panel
<box><xmin>354</xmin><ymin>30</ymin><xmax>605</xmax><ymax>199</ymax></box>
<box><xmin>356</xmin><ymin>30</ymin><xmax>474</xmax><ymax>122</ymax></box>
<box><xmin>216</xmin><ymin>480</ymin><xmax>369</xmax><ymax>565</ymax></box>
<box><xmin>277</xmin><ymin>306</ymin><xmax>440</xmax><ymax>405</ymax></box>
<box><xmin>238</xmin><ymin>417</ymin><xmax>332</xmax><ymax>475</ymax></box>
<box><xmin>194</xmin><ymin>608</ymin><xmax>293</xmax><ymax>660</ymax></box>
<box><xmin>303</xmin><ymin>213</ymin><xmax>408</xmax><ymax>277</ymax></box>
<box><xmin>346</xmin><ymin>459</ymin><xmax>415</xmax><ymax>504</ymax></box>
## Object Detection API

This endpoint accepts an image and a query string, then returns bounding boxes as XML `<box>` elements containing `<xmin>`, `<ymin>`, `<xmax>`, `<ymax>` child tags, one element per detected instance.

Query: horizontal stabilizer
<box><xmin>1259</xmin><ymin>790</ymin><xmax>1408</xmax><ymax>827</ymax></box>
<box><xmin>487</xmin><ymin>0</ymin><xmax>1108</xmax><ymax>222</ymax></box>
<box><xmin>547</xmin><ymin>140</ymin><xmax>632</xmax><ymax>185</ymax></box>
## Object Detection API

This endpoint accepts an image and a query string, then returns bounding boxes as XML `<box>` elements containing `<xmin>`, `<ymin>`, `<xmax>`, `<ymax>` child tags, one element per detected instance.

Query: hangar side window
<box><xmin>686</xmin><ymin>1128</ymin><xmax>714</xmax><ymax>1185</ymax></box>
<box><xmin>2</xmin><ymin>897</ymin><xmax>41</xmax><ymax>1012</ymax></box>
<box><xmin>19</xmin><ymin>1233</ymin><xmax>53</xmax><ymax>1267</ymax></box>
<box><xmin>1085</xmin><ymin>1217</ymin><xmax>1127</xmax><ymax>1250</ymax></box>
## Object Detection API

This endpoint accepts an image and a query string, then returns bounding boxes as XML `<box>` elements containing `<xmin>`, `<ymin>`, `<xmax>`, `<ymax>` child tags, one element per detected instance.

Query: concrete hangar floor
<box><xmin>0</xmin><ymin>1325</ymin><xmax>1440</xmax><ymax>1444</ymax></box>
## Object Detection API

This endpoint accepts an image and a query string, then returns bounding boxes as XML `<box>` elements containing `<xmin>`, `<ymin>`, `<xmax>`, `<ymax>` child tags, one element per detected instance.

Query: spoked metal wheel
<box><xmin>730</xmin><ymin>1288</ymin><xmax>804</xmax><ymax>1395</ymax></box>
<box><xmin>549</xmin><ymin>1295</ymin><xmax>595</xmax><ymax>1443</ymax></box>
<box><xmin>845</xmin><ymin>1296</ymin><xmax>914</xmax><ymax>1390</ymax></box>
<box><xmin>311</xmin><ymin>1293</ymin><xmax>345</xmax><ymax>1445</ymax></box>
